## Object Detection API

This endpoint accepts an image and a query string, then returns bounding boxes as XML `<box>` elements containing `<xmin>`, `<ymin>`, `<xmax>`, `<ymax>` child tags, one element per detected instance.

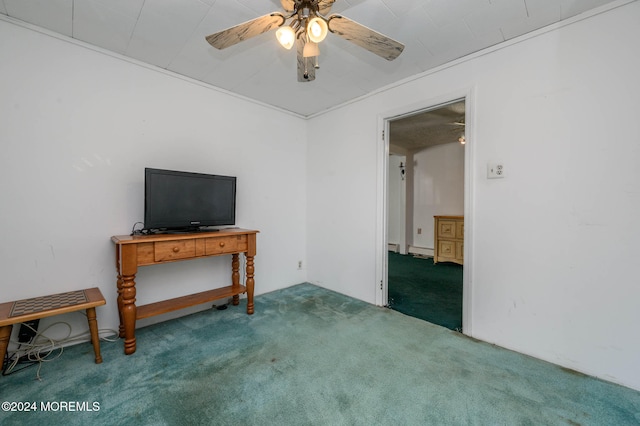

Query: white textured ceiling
<box><xmin>0</xmin><ymin>0</ymin><xmax>623</xmax><ymax>117</ymax></box>
<box><xmin>390</xmin><ymin>101</ymin><xmax>466</xmax><ymax>152</ymax></box>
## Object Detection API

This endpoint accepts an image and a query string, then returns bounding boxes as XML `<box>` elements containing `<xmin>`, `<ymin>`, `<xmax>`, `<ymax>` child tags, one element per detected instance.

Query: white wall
<box><xmin>412</xmin><ymin>143</ymin><xmax>465</xmax><ymax>249</ymax></box>
<box><xmin>388</xmin><ymin>143</ymin><xmax>464</xmax><ymax>252</ymax></box>
<box><xmin>307</xmin><ymin>2</ymin><xmax>640</xmax><ymax>391</ymax></box>
<box><xmin>0</xmin><ymin>20</ymin><xmax>307</xmax><ymax>343</ymax></box>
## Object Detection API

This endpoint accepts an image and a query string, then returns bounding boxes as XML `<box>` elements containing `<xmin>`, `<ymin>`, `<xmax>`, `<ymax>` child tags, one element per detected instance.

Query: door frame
<box><xmin>375</xmin><ymin>87</ymin><xmax>476</xmax><ymax>335</ymax></box>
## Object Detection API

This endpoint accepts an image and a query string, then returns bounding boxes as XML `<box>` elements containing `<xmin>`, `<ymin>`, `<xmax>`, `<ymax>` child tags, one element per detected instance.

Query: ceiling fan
<box><xmin>205</xmin><ymin>0</ymin><xmax>404</xmax><ymax>82</ymax></box>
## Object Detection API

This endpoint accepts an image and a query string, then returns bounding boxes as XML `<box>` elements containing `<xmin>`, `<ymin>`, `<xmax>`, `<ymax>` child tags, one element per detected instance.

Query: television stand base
<box><xmin>111</xmin><ymin>228</ymin><xmax>258</xmax><ymax>355</ymax></box>
<box><xmin>150</xmin><ymin>227</ymin><xmax>222</xmax><ymax>235</ymax></box>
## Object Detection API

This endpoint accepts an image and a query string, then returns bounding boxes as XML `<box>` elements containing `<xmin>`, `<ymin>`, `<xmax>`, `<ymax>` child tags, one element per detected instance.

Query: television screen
<box><xmin>144</xmin><ymin>168</ymin><xmax>236</xmax><ymax>232</ymax></box>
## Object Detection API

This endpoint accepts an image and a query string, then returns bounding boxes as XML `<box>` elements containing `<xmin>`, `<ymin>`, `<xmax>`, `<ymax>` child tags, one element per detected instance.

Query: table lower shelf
<box><xmin>136</xmin><ymin>285</ymin><xmax>247</xmax><ymax>320</ymax></box>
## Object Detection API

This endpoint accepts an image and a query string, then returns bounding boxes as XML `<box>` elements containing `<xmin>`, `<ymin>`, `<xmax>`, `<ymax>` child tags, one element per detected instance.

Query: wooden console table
<box><xmin>111</xmin><ymin>228</ymin><xmax>258</xmax><ymax>355</ymax></box>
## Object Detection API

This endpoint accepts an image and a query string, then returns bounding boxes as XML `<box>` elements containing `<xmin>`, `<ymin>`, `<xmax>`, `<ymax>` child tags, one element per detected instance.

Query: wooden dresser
<box><xmin>433</xmin><ymin>216</ymin><xmax>464</xmax><ymax>265</ymax></box>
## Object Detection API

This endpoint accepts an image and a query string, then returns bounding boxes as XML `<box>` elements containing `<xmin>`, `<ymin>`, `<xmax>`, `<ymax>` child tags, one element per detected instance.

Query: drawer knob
<box><xmin>172</xmin><ymin>247</ymin><xmax>180</xmax><ymax>253</ymax></box>
<box><xmin>219</xmin><ymin>242</ymin><xmax>225</xmax><ymax>247</ymax></box>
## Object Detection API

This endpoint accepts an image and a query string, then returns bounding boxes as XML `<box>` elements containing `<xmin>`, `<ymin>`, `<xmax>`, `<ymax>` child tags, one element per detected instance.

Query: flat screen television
<box><xmin>144</xmin><ymin>168</ymin><xmax>236</xmax><ymax>233</ymax></box>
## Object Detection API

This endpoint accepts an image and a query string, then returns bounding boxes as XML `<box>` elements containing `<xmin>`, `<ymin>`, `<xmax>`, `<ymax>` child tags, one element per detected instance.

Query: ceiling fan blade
<box><xmin>281</xmin><ymin>0</ymin><xmax>295</xmax><ymax>12</ymax></box>
<box><xmin>205</xmin><ymin>13</ymin><xmax>285</xmax><ymax>50</ymax></box>
<box><xmin>297</xmin><ymin>37</ymin><xmax>316</xmax><ymax>82</ymax></box>
<box><xmin>327</xmin><ymin>15</ymin><xmax>404</xmax><ymax>61</ymax></box>
<box><xmin>318</xmin><ymin>0</ymin><xmax>336</xmax><ymax>15</ymax></box>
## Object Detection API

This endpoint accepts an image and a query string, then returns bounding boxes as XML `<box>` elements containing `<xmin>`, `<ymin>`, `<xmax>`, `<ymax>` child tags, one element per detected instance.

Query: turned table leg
<box><xmin>118</xmin><ymin>244</ymin><xmax>138</xmax><ymax>355</ymax></box>
<box><xmin>246</xmin><ymin>255</ymin><xmax>255</xmax><ymax>315</ymax></box>
<box><xmin>120</xmin><ymin>274</ymin><xmax>137</xmax><ymax>355</ymax></box>
<box><xmin>231</xmin><ymin>253</ymin><xmax>240</xmax><ymax>306</ymax></box>
<box><xmin>86</xmin><ymin>307</ymin><xmax>102</xmax><ymax>364</ymax></box>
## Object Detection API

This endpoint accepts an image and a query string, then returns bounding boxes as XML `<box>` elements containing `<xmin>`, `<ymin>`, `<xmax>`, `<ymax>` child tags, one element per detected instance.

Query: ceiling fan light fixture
<box><xmin>303</xmin><ymin>41</ymin><xmax>320</xmax><ymax>58</ymax></box>
<box><xmin>276</xmin><ymin>26</ymin><xmax>296</xmax><ymax>50</ymax></box>
<box><xmin>307</xmin><ymin>17</ymin><xmax>328</xmax><ymax>43</ymax></box>
<box><xmin>205</xmin><ymin>1</ymin><xmax>405</xmax><ymax>83</ymax></box>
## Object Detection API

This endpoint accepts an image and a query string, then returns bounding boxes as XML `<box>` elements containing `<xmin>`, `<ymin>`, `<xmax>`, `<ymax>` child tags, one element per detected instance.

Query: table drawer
<box><xmin>438</xmin><ymin>240</ymin><xmax>457</xmax><ymax>259</ymax></box>
<box><xmin>437</xmin><ymin>220</ymin><xmax>457</xmax><ymax>239</ymax></box>
<box><xmin>205</xmin><ymin>235</ymin><xmax>246</xmax><ymax>255</ymax></box>
<box><xmin>154</xmin><ymin>240</ymin><xmax>196</xmax><ymax>262</ymax></box>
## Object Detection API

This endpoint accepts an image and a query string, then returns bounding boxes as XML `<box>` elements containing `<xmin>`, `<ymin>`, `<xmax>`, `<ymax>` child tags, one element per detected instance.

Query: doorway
<box><xmin>380</xmin><ymin>98</ymin><xmax>470</xmax><ymax>331</ymax></box>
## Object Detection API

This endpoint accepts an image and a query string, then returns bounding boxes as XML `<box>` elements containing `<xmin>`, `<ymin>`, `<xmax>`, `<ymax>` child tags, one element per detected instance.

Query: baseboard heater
<box><xmin>388</xmin><ymin>243</ymin><xmax>400</xmax><ymax>253</ymax></box>
<box><xmin>408</xmin><ymin>245</ymin><xmax>434</xmax><ymax>257</ymax></box>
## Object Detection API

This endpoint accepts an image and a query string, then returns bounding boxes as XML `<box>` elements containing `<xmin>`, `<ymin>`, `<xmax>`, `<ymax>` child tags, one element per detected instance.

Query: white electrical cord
<box><xmin>3</xmin><ymin>317</ymin><xmax>119</xmax><ymax>380</ymax></box>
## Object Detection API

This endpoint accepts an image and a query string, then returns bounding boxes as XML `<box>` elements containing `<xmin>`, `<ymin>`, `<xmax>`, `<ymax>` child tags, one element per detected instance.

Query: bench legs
<box><xmin>0</xmin><ymin>325</ymin><xmax>12</xmax><ymax>370</ymax></box>
<box><xmin>86</xmin><ymin>307</ymin><xmax>102</xmax><ymax>364</ymax></box>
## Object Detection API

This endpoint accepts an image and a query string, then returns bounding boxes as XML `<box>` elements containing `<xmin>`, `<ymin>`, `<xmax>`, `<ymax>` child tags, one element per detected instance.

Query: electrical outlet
<box><xmin>298</xmin><ymin>261</ymin><xmax>303</xmax><ymax>270</ymax></box>
<box><xmin>487</xmin><ymin>162</ymin><xmax>505</xmax><ymax>179</ymax></box>
<box><xmin>417</xmin><ymin>228</ymin><xmax>422</xmax><ymax>235</ymax></box>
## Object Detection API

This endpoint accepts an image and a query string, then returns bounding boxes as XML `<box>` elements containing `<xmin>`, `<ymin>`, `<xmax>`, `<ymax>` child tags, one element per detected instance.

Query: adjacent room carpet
<box><xmin>1</xmin><ymin>283</ymin><xmax>639</xmax><ymax>425</ymax></box>
<box><xmin>388</xmin><ymin>252</ymin><xmax>463</xmax><ymax>330</ymax></box>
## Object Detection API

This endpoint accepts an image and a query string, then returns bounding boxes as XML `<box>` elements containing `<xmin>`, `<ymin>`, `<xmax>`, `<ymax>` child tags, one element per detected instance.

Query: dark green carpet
<box><xmin>1</xmin><ymin>283</ymin><xmax>639</xmax><ymax>425</ymax></box>
<box><xmin>388</xmin><ymin>252</ymin><xmax>463</xmax><ymax>330</ymax></box>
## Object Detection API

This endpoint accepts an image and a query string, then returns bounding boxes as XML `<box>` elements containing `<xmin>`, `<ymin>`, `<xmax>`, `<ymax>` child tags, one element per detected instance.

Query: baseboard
<box><xmin>408</xmin><ymin>245</ymin><xmax>434</xmax><ymax>257</ymax></box>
